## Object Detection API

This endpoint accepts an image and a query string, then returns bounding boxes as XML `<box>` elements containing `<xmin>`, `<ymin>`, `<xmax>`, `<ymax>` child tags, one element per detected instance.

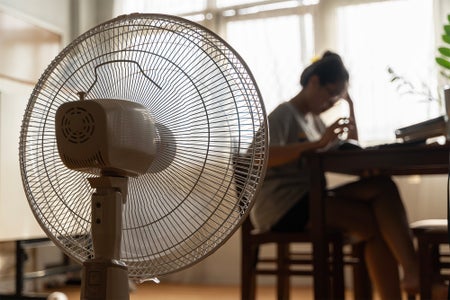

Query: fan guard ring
<box><xmin>19</xmin><ymin>13</ymin><xmax>267</xmax><ymax>280</ymax></box>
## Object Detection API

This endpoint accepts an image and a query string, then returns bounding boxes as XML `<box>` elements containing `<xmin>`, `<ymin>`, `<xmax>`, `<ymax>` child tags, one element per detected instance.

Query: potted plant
<box><xmin>436</xmin><ymin>14</ymin><xmax>450</xmax><ymax>80</ymax></box>
<box><xmin>436</xmin><ymin>14</ymin><xmax>450</xmax><ymax>138</ymax></box>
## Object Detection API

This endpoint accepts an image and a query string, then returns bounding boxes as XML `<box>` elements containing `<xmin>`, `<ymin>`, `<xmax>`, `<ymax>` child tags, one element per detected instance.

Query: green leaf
<box><xmin>438</xmin><ymin>47</ymin><xmax>450</xmax><ymax>57</ymax></box>
<box><xmin>448</xmin><ymin>14</ymin><xmax>450</xmax><ymax>23</ymax></box>
<box><xmin>445</xmin><ymin>25</ymin><xmax>450</xmax><ymax>36</ymax></box>
<box><xmin>440</xmin><ymin>70</ymin><xmax>450</xmax><ymax>80</ymax></box>
<box><xmin>436</xmin><ymin>57</ymin><xmax>450</xmax><ymax>70</ymax></box>
<box><xmin>443</xmin><ymin>34</ymin><xmax>450</xmax><ymax>44</ymax></box>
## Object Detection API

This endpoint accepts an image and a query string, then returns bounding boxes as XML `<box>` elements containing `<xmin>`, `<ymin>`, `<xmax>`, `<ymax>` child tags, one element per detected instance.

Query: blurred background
<box><xmin>0</xmin><ymin>0</ymin><xmax>449</xmax><ymax>294</ymax></box>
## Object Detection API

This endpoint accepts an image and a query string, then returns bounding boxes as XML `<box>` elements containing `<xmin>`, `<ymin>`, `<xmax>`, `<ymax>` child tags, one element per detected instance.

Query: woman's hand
<box><xmin>318</xmin><ymin>117</ymin><xmax>355</xmax><ymax>148</ymax></box>
<box><xmin>341</xmin><ymin>92</ymin><xmax>359</xmax><ymax>140</ymax></box>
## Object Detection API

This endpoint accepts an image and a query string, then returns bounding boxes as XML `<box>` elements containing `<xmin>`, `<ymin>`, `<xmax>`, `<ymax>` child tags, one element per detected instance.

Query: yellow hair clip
<box><xmin>310</xmin><ymin>55</ymin><xmax>320</xmax><ymax>63</ymax></box>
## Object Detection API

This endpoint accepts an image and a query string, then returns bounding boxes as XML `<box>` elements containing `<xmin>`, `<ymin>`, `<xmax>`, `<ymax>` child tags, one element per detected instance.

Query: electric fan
<box><xmin>19</xmin><ymin>13</ymin><xmax>267</xmax><ymax>299</ymax></box>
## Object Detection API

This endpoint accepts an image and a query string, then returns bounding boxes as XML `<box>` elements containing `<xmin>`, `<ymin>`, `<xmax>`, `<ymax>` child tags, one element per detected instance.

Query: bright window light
<box><xmin>113</xmin><ymin>0</ymin><xmax>440</xmax><ymax>145</ymax></box>
<box><xmin>114</xmin><ymin>0</ymin><xmax>207</xmax><ymax>16</ymax></box>
<box><xmin>337</xmin><ymin>0</ymin><xmax>437</xmax><ymax>144</ymax></box>
<box><xmin>216</xmin><ymin>0</ymin><xmax>266</xmax><ymax>8</ymax></box>
<box><xmin>217</xmin><ymin>0</ymin><xmax>318</xmax><ymax>8</ymax></box>
<box><xmin>226</xmin><ymin>15</ymin><xmax>314</xmax><ymax>113</ymax></box>
<box><xmin>237</xmin><ymin>1</ymin><xmax>301</xmax><ymax>15</ymax></box>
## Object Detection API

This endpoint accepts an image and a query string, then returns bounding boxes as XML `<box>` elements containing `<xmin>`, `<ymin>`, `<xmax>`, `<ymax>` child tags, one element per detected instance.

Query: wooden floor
<box><xmin>43</xmin><ymin>283</ymin><xmax>388</xmax><ymax>300</ymax></box>
<box><xmin>38</xmin><ymin>280</ymin><xmax>450</xmax><ymax>300</ymax></box>
<box><xmin>45</xmin><ymin>283</ymin><xmax>332</xmax><ymax>300</ymax></box>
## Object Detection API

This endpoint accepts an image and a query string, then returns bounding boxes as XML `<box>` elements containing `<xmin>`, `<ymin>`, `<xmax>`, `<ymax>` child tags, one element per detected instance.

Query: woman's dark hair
<box><xmin>300</xmin><ymin>51</ymin><xmax>349</xmax><ymax>87</ymax></box>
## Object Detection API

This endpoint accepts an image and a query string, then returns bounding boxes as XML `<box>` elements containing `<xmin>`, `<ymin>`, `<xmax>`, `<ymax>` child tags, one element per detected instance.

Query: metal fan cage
<box><xmin>19</xmin><ymin>13</ymin><xmax>267</xmax><ymax>280</ymax></box>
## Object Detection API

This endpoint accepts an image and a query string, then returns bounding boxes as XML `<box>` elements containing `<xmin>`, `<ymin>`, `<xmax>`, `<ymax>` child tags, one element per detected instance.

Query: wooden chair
<box><xmin>234</xmin><ymin>156</ymin><xmax>370</xmax><ymax>299</ymax></box>
<box><xmin>240</xmin><ymin>216</ymin><xmax>372</xmax><ymax>300</ymax></box>
<box><xmin>409</xmin><ymin>219</ymin><xmax>450</xmax><ymax>300</ymax></box>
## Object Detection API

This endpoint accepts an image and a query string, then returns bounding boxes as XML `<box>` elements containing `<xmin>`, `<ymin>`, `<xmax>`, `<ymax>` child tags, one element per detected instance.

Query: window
<box><xmin>216</xmin><ymin>0</ymin><xmax>266</xmax><ymax>8</ymax></box>
<box><xmin>226</xmin><ymin>14</ymin><xmax>314</xmax><ymax>113</ymax></box>
<box><xmin>114</xmin><ymin>0</ymin><xmax>446</xmax><ymax>144</ymax></box>
<box><xmin>115</xmin><ymin>0</ymin><xmax>206</xmax><ymax>16</ymax></box>
<box><xmin>335</xmin><ymin>0</ymin><xmax>438</xmax><ymax>143</ymax></box>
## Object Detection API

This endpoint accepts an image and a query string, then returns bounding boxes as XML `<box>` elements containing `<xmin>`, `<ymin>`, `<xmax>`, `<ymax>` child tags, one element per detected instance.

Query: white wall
<box><xmin>0</xmin><ymin>0</ymin><xmax>115</xmax><ymax>242</ymax></box>
<box><xmin>0</xmin><ymin>0</ymin><xmax>70</xmax><ymax>42</ymax></box>
<box><xmin>0</xmin><ymin>1</ymin><xmax>65</xmax><ymax>241</ymax></box>
<box><xmin>0</xmin><ymin>0</ymin><xmax>114</xmax><ymax>44</ymax></box>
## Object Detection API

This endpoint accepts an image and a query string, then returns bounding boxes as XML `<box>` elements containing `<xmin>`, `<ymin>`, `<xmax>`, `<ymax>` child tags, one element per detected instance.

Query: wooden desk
<box><xmin>307</xmin><ymin>143</ymin><xmax>450</xmax><ymax>299</ymax></box>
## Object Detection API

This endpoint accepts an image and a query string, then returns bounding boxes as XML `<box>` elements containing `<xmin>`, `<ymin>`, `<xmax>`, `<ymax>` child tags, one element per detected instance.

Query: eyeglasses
<box><xmin>323</xmin><ymin>85</ymin><xmax>344</xmax><ymax>98</ymax></box>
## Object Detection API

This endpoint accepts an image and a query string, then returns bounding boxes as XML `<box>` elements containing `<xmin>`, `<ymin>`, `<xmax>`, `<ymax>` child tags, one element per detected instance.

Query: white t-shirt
<box><xmin>250</xmin><ymin>101</ymin><xmax>325</xmax><ymax>231</ymax></box>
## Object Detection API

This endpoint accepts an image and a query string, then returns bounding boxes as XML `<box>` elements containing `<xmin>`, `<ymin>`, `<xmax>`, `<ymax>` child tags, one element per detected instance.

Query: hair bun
<box><xmin>322</xmin><ymin>51</ymin><xmax>342</xmax><ymax>61</ymax></box>
<box><xmin>299</xmin><ymin>50</ymin><xmax>348</xmax><ymax>87</ymax></box>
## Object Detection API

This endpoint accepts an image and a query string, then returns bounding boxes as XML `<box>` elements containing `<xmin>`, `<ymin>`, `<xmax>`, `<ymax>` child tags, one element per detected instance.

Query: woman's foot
<box><xmin>401</xmin><ymin>270</ymin><xmax>420</xmax><ymax>295</ymax></box>
<box><xmin>432</xmin><ymin>282</ymin><xmax>448</xmax><ymax>300</ymax></box>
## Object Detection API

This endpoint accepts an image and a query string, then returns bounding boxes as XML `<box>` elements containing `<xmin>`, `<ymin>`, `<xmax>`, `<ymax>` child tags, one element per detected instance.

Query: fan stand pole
<box><xmin>80</xmin><ymin>176</ymin><xmax>130</xmax><ymax>300</ymax></box>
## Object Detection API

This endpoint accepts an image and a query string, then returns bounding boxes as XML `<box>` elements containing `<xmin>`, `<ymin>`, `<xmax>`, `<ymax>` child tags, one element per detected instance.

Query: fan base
<box><xmin>81</xmin><ymin>259</ymin><xmax>129</xmax><ymax>300</ymax></box>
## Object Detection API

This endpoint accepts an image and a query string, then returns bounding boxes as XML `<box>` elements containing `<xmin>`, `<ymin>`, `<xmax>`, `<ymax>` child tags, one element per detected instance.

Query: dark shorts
<box><xmin>271</xmin><ymin>193</ymin><xmax>309</xmax><ymax>232</ymax></box>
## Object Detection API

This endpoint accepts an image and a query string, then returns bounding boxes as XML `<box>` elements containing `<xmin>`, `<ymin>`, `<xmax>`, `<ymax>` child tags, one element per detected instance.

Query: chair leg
<box><xmin>418</xmin><ymin>237</ymin><xmax>433</xmax><ymax>300</ymax></box>
<box><xmin>277</xmin><ymin>243</ymin><xmax>290</xmax><ymax>300</ymax></box>
<box><xmin>330</xmin><ymin>235</ymin><xmax>345</xmax><ymax>300</ymax></box>
<box><xmin>351</xmin><ymin>242</ymin><xmax>373</xmax><ymax>300</ymax></box>
<box><xmin>430</xmin><ymin>244</ymin><xmax>441</xmax><ymax>282</ymax></box>
<box><xmin>241</xmin><ymin>242</ymin><xmax>258</xmax><ymax>300</ymax></box>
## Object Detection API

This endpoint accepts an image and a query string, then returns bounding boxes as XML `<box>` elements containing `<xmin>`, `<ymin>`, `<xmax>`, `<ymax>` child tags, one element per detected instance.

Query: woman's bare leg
<box><xmin>326</xmin><ymin>196</ymin><xmax>402</xmax><ymax>299</ymax></box>
<box><xmin>365</xmin><ymin>234</ymin><xmax>402</xmax><ymax>300</ymax></box>
<box><xmin>330</xmin><ymin>176</ymin><xmax>419</xmax><ymax>294</ymax></box>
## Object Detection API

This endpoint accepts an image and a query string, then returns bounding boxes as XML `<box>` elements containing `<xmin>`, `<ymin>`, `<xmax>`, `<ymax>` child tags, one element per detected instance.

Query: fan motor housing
<box><xmin>55</xmin><ymin>98</ymin><xmax>156</xmax><ymax>177</ymax></box>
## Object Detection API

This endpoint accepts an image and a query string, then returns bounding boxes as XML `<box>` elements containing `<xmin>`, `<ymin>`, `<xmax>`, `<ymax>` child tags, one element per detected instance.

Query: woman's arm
<box><xmin>267</xmin><ymin>118</ymin><xmax>351</xmax><ymax>168</ymax></box>
<box><xmin>344</xmin><ymin>92</ymin><xmax>359</xmax><ymax>140</ymax></box>
<box><xmin>267</xmin><ymin>141</ymin><xmax>321</xmax><ymax>168</ymax></box>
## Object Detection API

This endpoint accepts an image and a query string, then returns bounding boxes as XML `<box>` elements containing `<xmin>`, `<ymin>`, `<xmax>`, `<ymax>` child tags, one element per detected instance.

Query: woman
<box><xmin>250</xmin><ymin>51</ymin><xmax>419</xmax><ymax>299</ymax></box>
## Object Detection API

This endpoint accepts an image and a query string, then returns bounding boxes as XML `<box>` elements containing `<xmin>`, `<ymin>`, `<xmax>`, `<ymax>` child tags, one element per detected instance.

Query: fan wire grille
<box><xmin>19</xmin><ymin>13</ymin><xmax>267</xmax><ymax>280</ymax></box>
